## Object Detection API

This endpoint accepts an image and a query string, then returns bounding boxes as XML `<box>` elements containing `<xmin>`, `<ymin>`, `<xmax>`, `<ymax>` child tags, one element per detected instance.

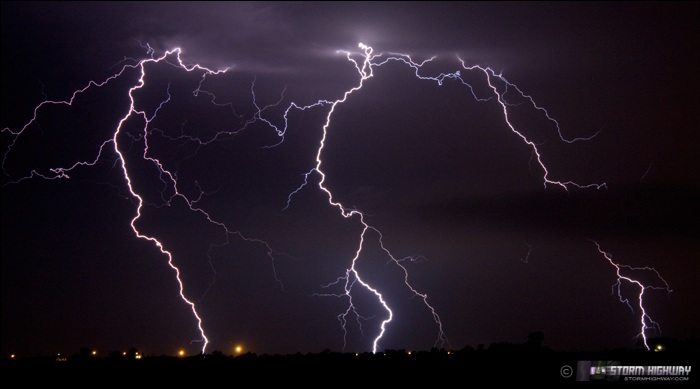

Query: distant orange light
<box><xmin>178</xmin><ymin>350</ymin><xmax>185</xmax><ymax>357</ymax></box>
<box><xmin>235</xmin><ymin>346</ymin><xmax>243</xmax><ymax>354</ymax></box>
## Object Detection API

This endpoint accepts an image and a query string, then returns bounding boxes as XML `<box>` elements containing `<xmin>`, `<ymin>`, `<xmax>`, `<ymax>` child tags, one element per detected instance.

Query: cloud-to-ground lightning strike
<box><xmin>592</xmin><ymin>241</ymin><xmax>672</xmax><ymax>350</ymax></box>
<box><xmin>2</xmin><ymin>47</ymin><xmax>288</xmax><ymax>354</ymax></box>
<box><xmin>3</xmin><ymin>41</ymin><xmax>666</xmax><ymax>355</ymax></box>
<box><xmin>292</xmin><ymin>43</ymin><xmax>606</xmax><ymax>352</ymax></box>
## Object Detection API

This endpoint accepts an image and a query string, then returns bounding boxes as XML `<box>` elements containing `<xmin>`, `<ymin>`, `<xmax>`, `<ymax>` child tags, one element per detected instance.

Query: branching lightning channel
<box><xmin>2</xmin><ymin>47</ymin><xmax>289</xmax><ymax>354</ymax></box>
<box><xmin>3</xmin><ymin>41</ymin><xmax>617</xmax><ymax>355</ymax></box>
<box><xmin>287</xmin><ymin>43</ymin><xmax>607</xmax><ymax>353</ymax></box>
<box><xmin>592</xmin><ymin>241</ymin><xmax>672</xmax><ymax>350</ymax></box>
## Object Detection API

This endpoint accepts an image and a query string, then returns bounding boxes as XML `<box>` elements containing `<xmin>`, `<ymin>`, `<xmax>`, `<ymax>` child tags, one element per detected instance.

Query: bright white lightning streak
<box><xmin>91</xmin><ymin>49</ymin><xmax>225</xmax><ymax>354</ymax></box>
<box><xmin>291</xmin><ymin>43</ymin><xmax>454</xmax><ymax>353</ymax></box>
<box><xmin>289</xmin><ymin>43</ymin><xmax>609</xmax><ymax>353</ymax></box>
<box><xmin>592</xmin><ymin>241</ymin><xmax>671</xmax><ymax>350</ymax></box>
<box><xmin>2</xmin><ymin>47</ymin><xmax>289</xmax><ymax>354</ymax></box>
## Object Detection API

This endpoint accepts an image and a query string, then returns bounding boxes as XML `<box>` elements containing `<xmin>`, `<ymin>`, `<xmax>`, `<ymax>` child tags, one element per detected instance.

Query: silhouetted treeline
<box><xmin>3</xmin><ymin>336</ymin><xmax>697</xmax><ymax>384</ymax></box>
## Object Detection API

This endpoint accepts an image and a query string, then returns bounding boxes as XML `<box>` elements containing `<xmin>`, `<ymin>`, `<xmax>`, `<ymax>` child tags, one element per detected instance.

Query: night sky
<box><xmin>2</xmin><ymin>2</ymin><xmax>698</xmax><ymax>358</ymax></box>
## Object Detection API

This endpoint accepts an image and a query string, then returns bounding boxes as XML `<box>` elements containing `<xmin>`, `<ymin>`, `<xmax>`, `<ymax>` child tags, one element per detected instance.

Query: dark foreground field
<box><xmin>3</xmin><ymin>348</ymin><xmax>697</xmax><ymax>384</ymax></box>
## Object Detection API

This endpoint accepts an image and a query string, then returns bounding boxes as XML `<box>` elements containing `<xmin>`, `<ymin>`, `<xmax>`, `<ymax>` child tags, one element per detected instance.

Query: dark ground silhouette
<box><xmin>3</xmin><ymin>336</ymin><xmax>697</xmax><ymax>384</ymax></box>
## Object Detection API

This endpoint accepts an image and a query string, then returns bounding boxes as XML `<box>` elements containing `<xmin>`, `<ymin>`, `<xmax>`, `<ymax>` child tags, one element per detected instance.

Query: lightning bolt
<box><xmin>2</xmin><ymin>47</ymin><xmax>290</xmax><ymax>354</ymax></box>
<box><xmin>3</xmin><ymin>42</ymin><xmax>621</xmax><ymax>355</ymax></box>
<box><xmin>592</xmin><ymin>240</ymin><xmax>672</xmax><ymax>350</ymax></box>
<box><xmin>286</xmin><ymin>43</ymin><xmax>606</xmax><ymax>353</ymax></box>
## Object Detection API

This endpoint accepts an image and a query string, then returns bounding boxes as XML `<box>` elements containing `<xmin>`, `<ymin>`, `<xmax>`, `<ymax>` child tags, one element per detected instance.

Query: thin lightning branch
<box><xmin>640</xmin><ymin>162</ymin><xmax>653</xmax><ymax>183</ymax></box>
<box><xmin>487</xmin><ymin>70</ymin><xmax>602</xmax><ymax>144</ymax></box>
<box><xmin>521</xmin><ymin>243</ymin><xmax>532</xmax><ymax>263</ymax></box>
<box><xmin>592</xmin><ymin>240</ymin><xmax>672</xmax><ymax>350</ymax></box>
<box><xmin>455</xmin><ymin>60</ymin><xmax>606</xmax><ymax>191</ymax></box>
